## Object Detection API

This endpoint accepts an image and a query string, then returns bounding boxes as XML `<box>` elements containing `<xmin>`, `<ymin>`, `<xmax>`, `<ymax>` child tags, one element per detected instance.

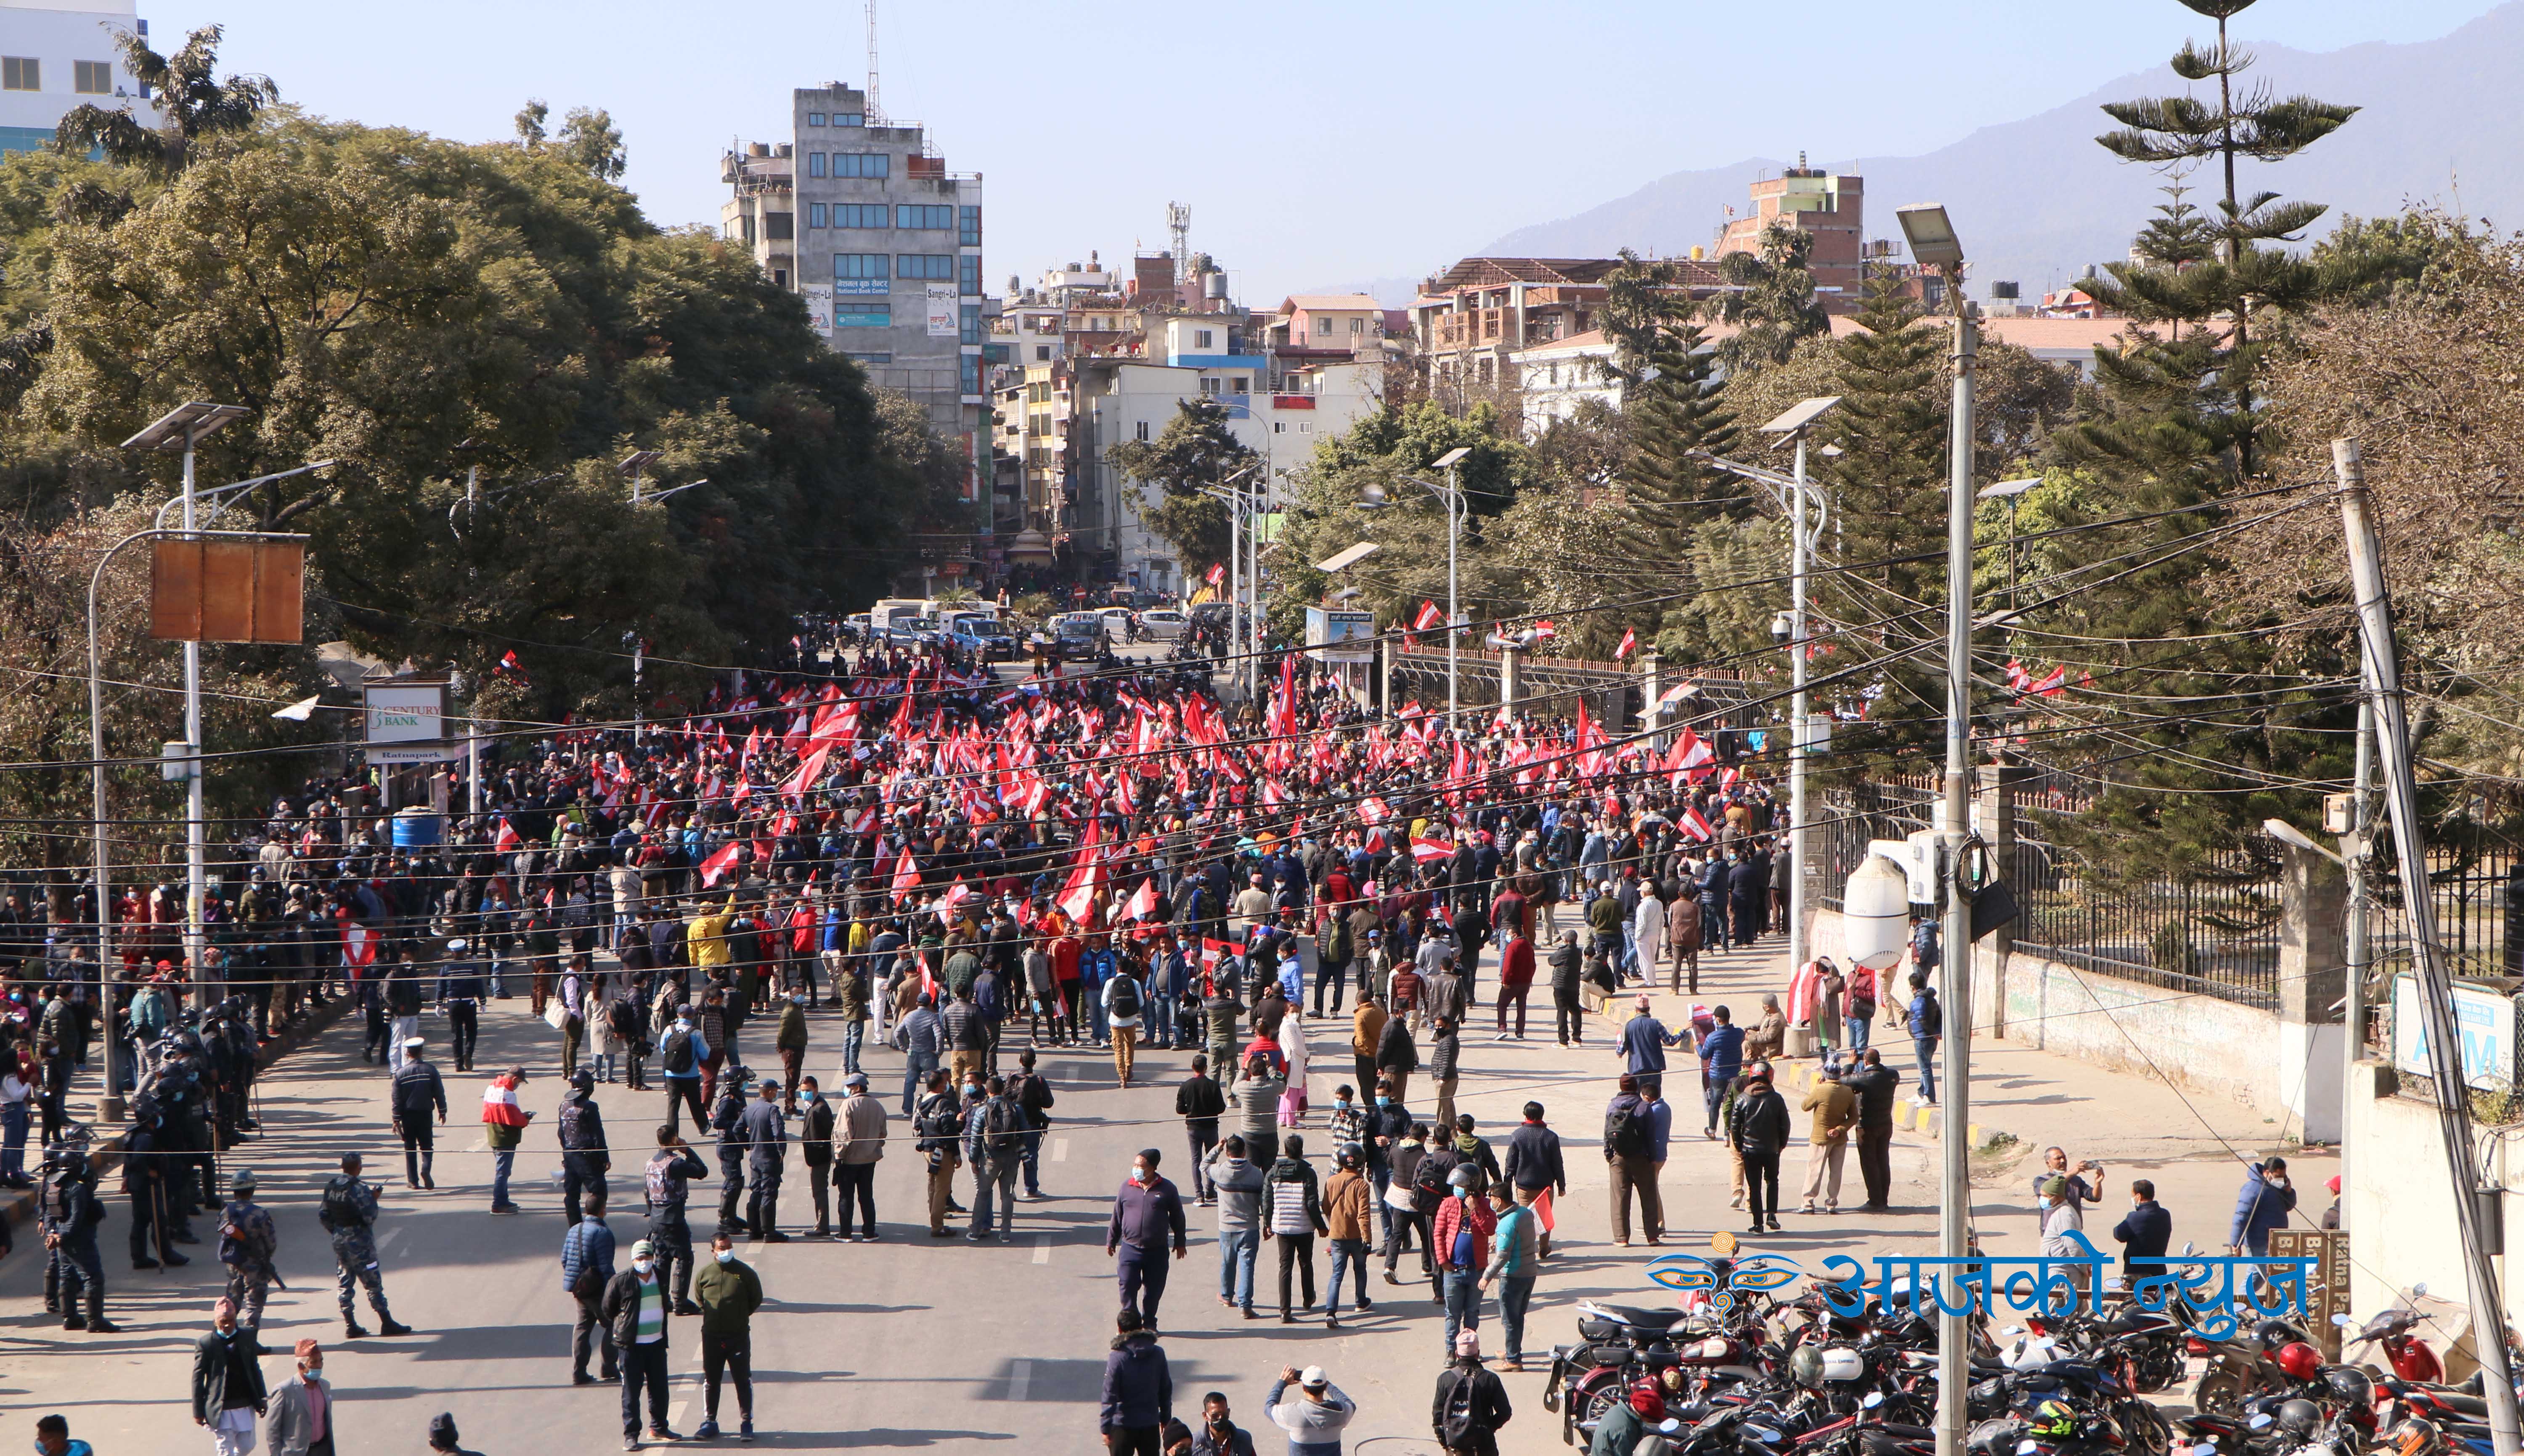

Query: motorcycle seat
<box><xmin>2431</xmin><ymin>1393</ymin><xmax>2492</xmax><ymax>1419</ymax></box>
<box><xmin>1592</xmin><ymin>1304</ymin><xmax>1696</xmax><ymax>1332</ymax></box>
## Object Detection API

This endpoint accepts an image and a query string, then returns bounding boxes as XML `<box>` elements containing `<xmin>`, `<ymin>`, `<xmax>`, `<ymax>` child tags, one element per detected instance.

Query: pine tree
<box><xmin>1803</xmin><ymin>271</ymin><xmax>1952</xmax><ymax>771</ymax></box>
<box><xmin>2024</xmin><ymin>0</ymin><xmax>2365</xmax><ymax>878</ymax></box>
<box><xmin>1613</xmin><ymin>320</ymin><xmax>1740</xmax><ymax>657</ymax></box>
<box><xmin>1702</xmin><ymin>223</ymin><xmax>1832</xmax><ymax>373</ymax></box>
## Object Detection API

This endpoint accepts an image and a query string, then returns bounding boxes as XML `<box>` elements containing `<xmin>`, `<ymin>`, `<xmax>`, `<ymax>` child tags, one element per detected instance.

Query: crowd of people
<box><xmin>0</xmin><ymin>637</ymin><xmax>2291</xmax><ymax>1453</ymax></box>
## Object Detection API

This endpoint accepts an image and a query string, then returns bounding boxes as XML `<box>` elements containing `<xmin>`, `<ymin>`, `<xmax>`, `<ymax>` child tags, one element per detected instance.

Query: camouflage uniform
<box><xmin>217</xmin><ymin>1193</ymin><xmax>279</xmax><ymax>1329</ymax></box>
<box><xmin>319</xmin><ymin>1173</ymin><xmax>400</xmax><ymax>1333</ymax></box>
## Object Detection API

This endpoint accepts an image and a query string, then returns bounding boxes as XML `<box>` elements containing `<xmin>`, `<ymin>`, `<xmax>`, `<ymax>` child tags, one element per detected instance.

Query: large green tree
<box><xmin>1104</xmin><ymin>398</ymin><xmax>1257</xmax><ymax>577</ymax></box>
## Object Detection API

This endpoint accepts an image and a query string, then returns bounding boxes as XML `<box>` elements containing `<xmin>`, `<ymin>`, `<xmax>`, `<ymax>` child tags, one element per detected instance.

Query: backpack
<box><xmin>1414</xmin><ymin>1145</ymin><xmax>1457</xmax><ymax>1213</ymax></box>
<box><xmin>1107</xmin><ymin>975</ymin><xmax>1142</xmax><ymax>1019</ymax></box>
<box><xmin>984</xmin><ymin>1098</ymin><xmax>1026</xmax><ymax>1159</ymax></box>
<box><xmin>644</xmin><ymin>1154</ymin><xmax>679</xmax><ymax>1210</ymax></box>
<box><xmin>1606</xmin><ymin>1101</ymin><xmax>1650</xmax><ymax>1160</ymax></box>
<box><xmin>1440</xmin><ymin>1369</ymin><xmax>1483</xmax><ymax>1447</ymax></box>
<box><xmin>661</xmin><ymin>1028</ymin><xmax>695</xmax><ymax>1075</ymax></box>
<box><xmin>318</xmin><ymin>1177</ymin><xmax>360</xmax><ymax>1234</ymax></box>
<box><xmin>917</xmin><ymin>1096</ymin><xmax>961</xmax><ymax>1150</ymax></box>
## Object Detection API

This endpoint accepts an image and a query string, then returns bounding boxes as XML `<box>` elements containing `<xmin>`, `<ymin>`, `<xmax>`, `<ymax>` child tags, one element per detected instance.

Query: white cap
<box><xmin>445</xmin><ymin>938</ymin><xmax>468</xmax><ymax>952</ymax></box>
<box><xmin>403</xmin><ymin>1035</ymin><xmax>425</xmax><ymax>1048</ymax></box>
<box><xmin>1299</xmin><ymin>1365</ymin><xmax>1328</xmax><ymax>1388</ymax></box>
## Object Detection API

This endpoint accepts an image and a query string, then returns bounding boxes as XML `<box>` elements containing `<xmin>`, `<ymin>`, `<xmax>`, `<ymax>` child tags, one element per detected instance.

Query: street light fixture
<box><xmin>1895</xmin><ymin>204</ymin><xmax>1965</xmax><ymax>269</ymax></box>
<box><xmin>618</xmin><ymin>449</ymin><xmax>665</xmax><ymax>504</ymax></box>
<box><xmin>1357</xmin><ymin>458</ymin><xmax>1471</xmax><ymax>723</ymax></box>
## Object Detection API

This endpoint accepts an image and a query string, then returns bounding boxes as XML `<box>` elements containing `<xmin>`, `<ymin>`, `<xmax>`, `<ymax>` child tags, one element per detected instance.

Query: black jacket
<box><xmin>2113</xmin><ymin>1200</ymin><xmax>2173</xmax><ymax>1269</ymax></box>
<box><xmin>1175</xmin><ymin>1074</ymin><xmax>1225</xmax><ymax>1133</ymax></box>
<box><xmin>1433</xmin><ymin>1360</ymin><xmax>1514</xmax><ymax>1440</ymax></box>
<box><xmin>559</xmin><ymin>1088</ymin><xmax>609</xmax><ymax>1171</ymax></box>
<box><xmin>1501</xmin><ymin>1122</ymin><xmax>1565</xmax><ymax>1195</ymax></box>
<box><xmin>1729</xmin><ymin>1085</ymin><xmax>1792</xmax><ymax>1156</ymax></box>
<box><xmin>800</xmin><ymin>1095</ymin><xmax>837</xmax><ymax>1166</ymax></box>
<box><xmin>600</xmin><ymin>1266</ymin><xmax>672</xmax><ymax>1350</ymax></box>
<box><xmin>1375</xmin><ymin>1017</ymin><xmax>1419</xmax><ymax>1074</ymax></box>
<box><xmin>1845</xmin><ymin>1063</ymin><xmax>1901</xmax><ymax>1129</ymax></box>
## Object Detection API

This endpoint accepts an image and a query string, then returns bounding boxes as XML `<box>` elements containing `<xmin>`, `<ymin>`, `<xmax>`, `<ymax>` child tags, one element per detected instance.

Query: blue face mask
<box><xmin>1375</xmin><ymin>1096</ymin><xmax>1391</xmax><ymax>1107</ymax></box>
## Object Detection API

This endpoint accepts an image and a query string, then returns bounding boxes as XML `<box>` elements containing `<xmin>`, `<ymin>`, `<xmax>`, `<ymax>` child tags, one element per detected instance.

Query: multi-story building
<box><xmin>1715</xmin><ymin>155</ymin><xmax>1870</xmax><ymax>309</ymax></box>
<box><xmin>0</xmin><ymin>0</ymin><xmax>153</xmax><ymax>156</ymax></box>
<box><xmin>721</xmin><ymin>82</ymin><xmax>986</xmax><ymax>585</ymax></box>
<box><xmin>1512</xmin><ymin>331</ymin><xmax>1623</xmax><ymax>435</ymax></box>
<box><xmin>1410</xmin><ymin>256</ymin><xmax>1727</xmax><ymax>397</ymax></box>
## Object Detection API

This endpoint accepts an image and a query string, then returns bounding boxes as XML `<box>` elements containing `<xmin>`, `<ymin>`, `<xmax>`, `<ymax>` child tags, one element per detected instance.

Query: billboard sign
<box><xmin>925</xmin><ymin>283</ymin><xmax>957</xmax><ymax>337</ymax></box>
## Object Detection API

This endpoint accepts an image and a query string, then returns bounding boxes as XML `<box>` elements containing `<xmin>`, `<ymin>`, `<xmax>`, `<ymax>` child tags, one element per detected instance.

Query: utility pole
<box><xmin>2334</xmin><ymin>438</ymin><xmax>2521</xmax><ymax>1456</ymax></box>
<box><xmin>2338</xmin><ymin>694</ymin><xmax>2373</xmax><ymax>1226</ymax></box>
<box><xmin>1897</xmin><ymin>201</ymin><xmax>1976</xmax><ymax>1456</ymax></box>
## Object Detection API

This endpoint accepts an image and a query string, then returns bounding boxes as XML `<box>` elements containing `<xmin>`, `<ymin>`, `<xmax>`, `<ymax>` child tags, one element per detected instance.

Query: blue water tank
<box><xmin>390</xmin><ymin>808</ymin><xmax>443</xmax><ymax>848</ymax></box>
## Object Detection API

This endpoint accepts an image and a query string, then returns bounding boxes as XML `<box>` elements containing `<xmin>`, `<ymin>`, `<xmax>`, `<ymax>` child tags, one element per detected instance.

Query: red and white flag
<box><xmin>1615</xmin><ymin>627</ymin><xmax>1637</xmax><ymax>660</ymax></box>
<box><xmin>889</xmin><ymin>848</ymin><xmax>922</xmax><ymax>899</ymax></box>
<box><xmin>1530</xmin><ymin>619</ymin><xmax>1558</xmax><ymax>642</ymax></box>
<box><xmin>1412</xmin><ymin>600</ymin><xmax>1446</xmax><ymax>633</ymax></box>
<box><xmin>1410</xmin><ymin>836</ymin><xmax>1454</xmax><ymax>865</ymax></box>
<box><xmin>1206</xmin><ymin>561</ymin><xmax>1226</xmax><ymax>587</ymax></box>
<box><xmin>1123</xmin><ymin>877</ymin><xmax>1159</xmax><ymax>922</ymax></box>
<box><xmin>698</xmin><ymin>841</ymin><xmax>743</xmax><ymax>887</ymax></box>
<box><xmin>1680</xmin><ymin>805</ymin><xmax>1716</xmax><ymax>842</ymax></box>
<box><xmin>493</xmin><ymin>818</ymin><xmax>523</xmax><ymax>854</ymax></box>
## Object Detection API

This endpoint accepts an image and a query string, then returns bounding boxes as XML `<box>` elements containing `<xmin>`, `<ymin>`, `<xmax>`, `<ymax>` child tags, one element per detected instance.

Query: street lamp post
<box><xmin>1191</xmin><ymin>463</ymin><xmax>1260</xmax><ymax>699</ymax></box>
<box><xmin>1356</xmin><ymin>445</ymin><xmax>1471</xmax><ymax>721</ymax></box>
<box><xmin>122</xmin><ymin>402</ymin><xmax>250</xmax><ymax>1010</ymax></box>
<box><xmin>1692</xmin><ymin>397</ymin><xmax>1842</xmax><ymax>982</ymax></box>
<box><xmin>1898</xmin><ymin>200</ymin><xmax>1978</xmax><ymax>1456</ymax></box>
<box><xmin>87</xmin><ymin>524</ymin><xmax>308</xmax><ymax>1122</ymax></box>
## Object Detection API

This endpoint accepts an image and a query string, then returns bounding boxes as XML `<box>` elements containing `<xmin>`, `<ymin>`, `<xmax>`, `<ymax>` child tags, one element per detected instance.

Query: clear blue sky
<box><xmin>155</xmin><ymin>0</ymin><xmax>2510</xmax><ymax>302</ymax></box>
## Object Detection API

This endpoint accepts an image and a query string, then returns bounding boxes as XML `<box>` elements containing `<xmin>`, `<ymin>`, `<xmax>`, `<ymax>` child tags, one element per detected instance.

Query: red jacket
<box><xmin>1498</xmin><ymin>936</ymin><xmax>1536</xmax><ymax>990</ymax></box>
<box><xmin>1433</xmin><ymin>1194</ymin><xmax>1497</xmax><ymax>1272</ymax></box>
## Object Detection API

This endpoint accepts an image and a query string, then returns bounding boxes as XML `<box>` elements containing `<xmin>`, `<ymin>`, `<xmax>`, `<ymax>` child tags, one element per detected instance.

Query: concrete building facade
<box><xmin>721</xmin><ymin>83</ymin><xmax>987</xmax><ymax>574</ymax></box>
<box><xmin>0</xmin><ymin>0</ymin><xmax>151</xmax><ymax>156</ymax></box>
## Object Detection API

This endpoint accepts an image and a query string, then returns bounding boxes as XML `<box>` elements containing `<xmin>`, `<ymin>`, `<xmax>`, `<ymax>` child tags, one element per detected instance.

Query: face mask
<box><xmin>1375</xmin><ymin>1096</ymin><xmax>1390</xmax><ymax>1107</ymax></box>
<box><xmin>633</xmin><ymin>1258</ymin><xmax>654</xmax><ymax>1274</ymax></box>
<box><xmin>1334</xmin><ymin>1099</ymin><xmax>1351</xmax><ymax>1111</ymax></box>
<box><xmin>1132</xmin><ymin>1167</ymin><xmax>1150</xmax><ymax>1186</ymax></box>
<box><xmin>714</xmin><ymin>1250</ymin><xmax>736</xmax><ymax>1265</ymax></box>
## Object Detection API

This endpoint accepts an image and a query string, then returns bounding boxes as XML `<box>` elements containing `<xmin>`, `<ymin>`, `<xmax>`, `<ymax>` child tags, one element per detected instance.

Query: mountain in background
<box><xmin>1461</xmin><ymin>3</ymin><xmax>2524</xmax><ymax>301</ymax></box>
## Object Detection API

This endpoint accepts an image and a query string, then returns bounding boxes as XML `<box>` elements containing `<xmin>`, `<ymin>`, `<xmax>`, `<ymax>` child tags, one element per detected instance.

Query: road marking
<box><xmin>1051</xmin><ymin>1138</ymin><xmax>1070</xmax><ymax>1162</ymax></box>
<box><xmin>377</xmin><ymin>1228</ymin><xmax>405</xmax><ymax>1252</ymax></box>
<box><xmin>1032</xmin><ymin>1236</ymin><xmax>1050</xmax><ymax>1265</ymax></box>
<box><xmin>1009</xmin><ymin>1359</ymin><xmax>1031</xmax><ymax>1401</ymax></box>
<box><xmin>668</xmin><ymin>1400</ymin><xmax>687</xmax><ymax>1427</ymax></box>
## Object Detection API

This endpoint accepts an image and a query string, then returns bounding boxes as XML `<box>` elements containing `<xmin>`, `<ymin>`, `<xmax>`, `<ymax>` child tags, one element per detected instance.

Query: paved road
<box><xmin>11</xmin><ymin>924</ymin><xmax>2286</xmax><ymax>1455</ymax></box>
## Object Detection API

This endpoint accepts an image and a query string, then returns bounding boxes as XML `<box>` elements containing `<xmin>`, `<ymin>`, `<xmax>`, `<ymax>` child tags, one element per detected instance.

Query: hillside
<box><xmin>1470</xmin><ymin>3</ymin><xmax>2524</xmax><ymax>299</ymax></box>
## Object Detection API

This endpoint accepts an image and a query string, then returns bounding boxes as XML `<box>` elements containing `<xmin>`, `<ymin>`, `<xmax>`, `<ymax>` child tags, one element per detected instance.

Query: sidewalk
<box><xmin>1599</xmin><ymin>929</ymin><xmax>2337</xmax><ymax>1255</ymax></box>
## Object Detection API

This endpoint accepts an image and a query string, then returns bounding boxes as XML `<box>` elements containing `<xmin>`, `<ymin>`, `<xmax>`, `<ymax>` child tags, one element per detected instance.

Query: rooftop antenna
<box><xmin>864</xmin><ymin>0</ymin><xmax>883</xmax><ymax>123</ymax></box>
<box><xmin>1168</xmin><ymin>202</ymin><xmax>1191</xmax><ymax>286</ymax></box>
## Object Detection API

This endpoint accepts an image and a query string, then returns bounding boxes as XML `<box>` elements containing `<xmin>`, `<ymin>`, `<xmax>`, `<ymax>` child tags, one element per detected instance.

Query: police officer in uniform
<box><xmin>644</xmin><ymin>1124</ymin><xmax>710</xmax><ymax>1314</ymax></box>
<box><xmin>122</xmin><ymin>1101</ymin><xmax>188</xmax><ymax>1270</ymax></box>
<box><xmin>559</xmin><ymin>1070</ymin><xmax>610</xmax><ymax>1227</ymax></box>
<box><xmin>219</xmin><ymin>1168</ymin><xmax>280</xmax><ymax>1331</ymax></box>
<box><xmin>710</xmin><ymin>1064</ymin><xmax>752</xmax><ymax>1238</ymax></box>
<box><xmin>739</xmin><ymin>1078</ymin><xmax>788</xmax><ymax>1242</ymax></box>
<box><xmin>318</xmin><ymin>1152</ymin><xmax>412</xmax><ymax>1337</ymax></box>
<box><xmin>45</xmin><ymin>1146</ymin><xmax>115</xmax><ymax>1332</ymax></box>
<box><xmin>442</xmin><ymin>941</ymin><xmax>485</xmax><ymax>1072</ymax></box>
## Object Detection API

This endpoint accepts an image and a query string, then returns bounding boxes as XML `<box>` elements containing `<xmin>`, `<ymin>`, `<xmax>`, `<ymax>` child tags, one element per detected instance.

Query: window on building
<box><xmin>1230</xmin><ymin>376</ymin><xmax>1248</xmax><ymax>394</ymax></box>
<box><xmin>1</xmin><ymin>57</ymin><xmax>39</xmax><ymax>91</ymax></box>
<box><xmin>832</xmin><ymin>152</ymin><xmax>888</xmax><ymax>178</ymax></box>
<box><xmin>772</xmin><ymin>268</ymin><xmax>788</xmax><ymax>289</ymax></box>
<box><xmin>960</xmin><ymin>303</ymin><xmax>981</xmax><ymax>345</ymax></box>
<box><xmin>1273</xmin><ymin>421</ymin><xmax>1285</xmax><ymax>434</ymax></box>
<box><xmin>806</xmin><ymin>203</ymin><xmax>826</xmax><ymax>229</ymax></box>
<box><xmin>835</xmin><ymin>253</ymin><xmax>889</xmax><ymax>281</ymax></box>
<box><xmin>806</xmin><ymin>152</ymin><xmax>826</xmax><ymax>178</ymax></box>
<box><xmin>1198</xmin><ymin>378</ymin><xmax>1220</xmax><ymax>397</ymax></box>
<box><xmin>1035</xmin><ymin>345</ymin><xmax>1050</xmax><ymax>362</ymax></box>
<box><xmin>1299</xmin><ymin>421</ymin><xmax>1314</xmax><ymax>433</ymax></box>
<box><xmin>833</xmin><ymin>204</ymin><xmax>889</xmax><ymax>229</ymax></box>
<box><xmin>961</xmin><ymin>355</ymin><xmax>981</xmax><ymax>396</ymax></box>
<box><xmin>834</xmin><ymin>302</ymin><xmax>891</xmax><ymax>327</ymax></box>
<box><xmin>895</xmin><ymin>204</ymin><xmax>953</xmax><ymax>230</ymax></box>
<box><xmin>765</xmin><ymin>211</ymin><xmax>793</xmax><ymax>241</ymax></box>
<box><xmin>959</xmin><ymin>206</ymin><xmax>981</xmax><ymax>246</ymax></box>
<box><xmin>1135</xmin><ymin>421</ymin><xmax>1150</xmax><ymax>442</ymax></box>
<box><xmin>1351</xmin><ymin>316</ymin><xmax>1365</xmax><ymax>335</ymax></box>
<box><xmin>896</xmin><ymin>254</ymin><xmax>955</xmax><ymax>281</ymax></box>
<box><xmin>1315</xmin><ymin>317</ymin><xmax>1334</xmax><ymax>336</ymax></box>
<box><xmin>806</xmin><ymin>112</ymin><xmax>826</xmax><ymax>127</ymax></box>
<box><xmin>74</xmin><ymin>60</ymin><xmax>110</xmax><ymax>94</ymax></box>
<box><xmin>959</xmin><ymin>254</ymin><xmax>981</xmax><ymax>297</ymax></box>
<box><xmin>835</xmin><ymin>112</ymin><xmax>865</xmax><ymax>127</ymax></box>
<box><xmin>1193</xmin><ymin>329</ymin><xmax>1214</xmax><ymax>349</ymax></box>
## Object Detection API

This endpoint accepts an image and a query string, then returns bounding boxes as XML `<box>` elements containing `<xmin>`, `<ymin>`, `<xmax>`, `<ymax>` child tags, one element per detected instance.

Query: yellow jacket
<box><xmin>688</xmin><ymin>894</ymin><xmax>738</xmax><ymax>968</ymax></box>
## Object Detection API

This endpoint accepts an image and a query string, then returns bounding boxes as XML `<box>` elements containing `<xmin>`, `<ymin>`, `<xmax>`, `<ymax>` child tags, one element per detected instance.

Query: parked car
<box><xmin>1049</xmin><ymin>613</ymin><xmax>1110</xmax><ymax>661</ymax></box>
<box><xmin>1138</xmin><ymin>608</ymin><xmax>1189</xmax><ymax>641</ymax></box>
<box><xmin>955</xmin><ymin>616</ymin><xmax>1018</xmax><ymax>662</ymax></box>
